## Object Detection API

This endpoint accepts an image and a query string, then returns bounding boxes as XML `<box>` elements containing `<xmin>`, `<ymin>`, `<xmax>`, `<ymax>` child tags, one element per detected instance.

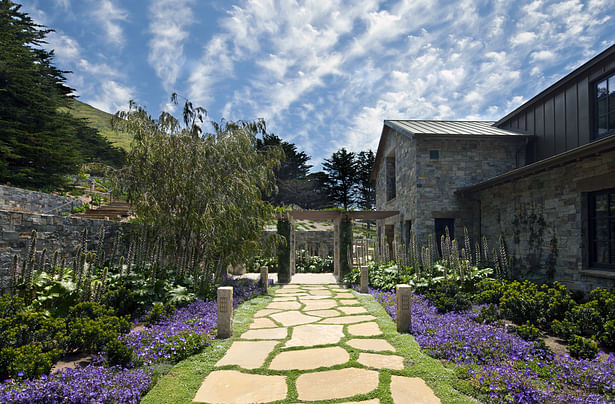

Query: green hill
<box><xmin>63</xmin><ymin>100</ymin><xmax>133</xmax><ymax>150</ymax></box>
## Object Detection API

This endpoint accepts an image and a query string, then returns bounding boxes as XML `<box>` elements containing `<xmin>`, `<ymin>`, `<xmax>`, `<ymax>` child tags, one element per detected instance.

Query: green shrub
<box><xmin>425</xmin><ymin>280</ymin><xmax>472</xmax><ymax>313</ymax></box>
<box><xmin>568</xmin><ymin>335</ymin><xmax>598</xmax><ymax>360</ymax></box>
<box><xmin>473</xmin><ymin>279</ymin><xmax>508</xmax><ymax>304</ymax></box>
<box><xmin>565</xmin><ymin>301</ymin><xmax>604</xmax><ymax>336</ymax></box>
<box><xmin>102</xmin><ymin>286</ymin><xmax>140</xmax><ymax>318</ymax></box>
<box><xmin>499</xmin><ymin>281</ymin><xmax>575</xmax><ymax>327</ymax></box>
<box><xmin>0</xmin><ymin>294</ymin><xmax>25</xmax><ymax>319</ymax></box>
<box><xmin>65</xmin><ymin>303</ymin><xmax>129</xmax><ymax>353</ymax></box>
<box><xmin>601</xmin><ymin>320</ymin><xmax>615</xmax><ymax>347</ymax></box>
<box><xmin>475</xmin><ymin>304</ymin><xmax>501</xmax><ymax>325</ymax></box>
<box><xmin>104</xmin><ymin>339</ymin><xmax>133</xmax><ymax>367</ymax></box>
<box><xmin>144</xmin><ymin>302</ymin><xmax>175</xmax><ymax>326</ymax></box>
<box><xmin>587</xmin><ymin>288</ymin><xmax>615</xmax><ymax>320</ymax></box>
<box><xmin>0</xmin><ymin>344</ymin><xmax>61</xmax><ymax>380</ymax></box>
<box><xmin>551</xmin><ymin>319</ymin><xmax>580</xmax><ymax>341</ymax></box>
<box><xmin>515</xmin><ymin>321</ymin><xmax>541</xmax><ymax>341</ymax></box>
<box><xmin>0</xmin><ymin>311</ymin><xmax>66</xmax><ymax>352</ymax></box>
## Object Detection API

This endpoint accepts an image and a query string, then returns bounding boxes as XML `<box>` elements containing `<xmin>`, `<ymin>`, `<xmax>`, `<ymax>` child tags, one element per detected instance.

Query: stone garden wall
<box><xmin>476</xmin><ymin>149</ymin><xmax>615</xmax><ymax>292</ymax></box>
<box><xmin>0</xmin><ymin>209</ymin><xmax>135</xmax><ymax>292</ymax></box>
<box><xmin>0</xmin><ymin>185</ymin><xmax>82</xmax><ymax>215</ymax></box>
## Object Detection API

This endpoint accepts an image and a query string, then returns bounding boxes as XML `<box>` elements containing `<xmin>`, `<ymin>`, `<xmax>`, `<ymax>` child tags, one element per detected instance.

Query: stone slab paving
<box><xmin>215</xmin><ymin>340</ymin><xmax>278</xmax><ymax>369</ymax></box>
<box><xmin>194</xmin><ymin>284</ymin><xmax>441</xmax><ymax>403</ymax></box>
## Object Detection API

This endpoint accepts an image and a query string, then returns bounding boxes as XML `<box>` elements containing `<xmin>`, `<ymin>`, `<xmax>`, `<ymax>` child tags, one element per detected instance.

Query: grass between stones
<box><xmin>141</xmin><ymin>290</ymin><xmax>277</xmax><ymax>404</ymax></box>
<box><xmin>142</xmin><ymin>285</ymin><xmax>476</xmax><ymax>403</ymax></box>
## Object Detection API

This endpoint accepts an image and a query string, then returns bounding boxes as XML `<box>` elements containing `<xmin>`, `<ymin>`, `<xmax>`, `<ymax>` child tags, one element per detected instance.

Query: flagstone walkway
<box><xmin>193</xmin><ymin>284</ymin><xmax>441</xmax><ymax>404</ymax></box>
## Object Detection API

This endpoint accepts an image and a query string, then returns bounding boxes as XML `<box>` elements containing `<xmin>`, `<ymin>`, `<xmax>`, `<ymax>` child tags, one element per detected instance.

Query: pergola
<box><xmin>276</xmin><ymin>210</ymin><xmax>399</xmax><ymax>283</ymax></box>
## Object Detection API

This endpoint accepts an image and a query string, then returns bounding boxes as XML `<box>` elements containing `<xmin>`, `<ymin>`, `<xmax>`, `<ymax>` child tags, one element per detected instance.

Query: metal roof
<box><xmin>385</xmin><ymin>120</ymin><xmax>530</xmax><ymax>137</ymax></box>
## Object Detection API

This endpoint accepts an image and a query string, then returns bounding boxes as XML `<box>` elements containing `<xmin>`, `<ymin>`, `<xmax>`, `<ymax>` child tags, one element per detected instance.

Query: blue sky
<box><xmin>20</xmin><ymin>0</ymin><xmax>615</xmax><ymax>168</ymax></box>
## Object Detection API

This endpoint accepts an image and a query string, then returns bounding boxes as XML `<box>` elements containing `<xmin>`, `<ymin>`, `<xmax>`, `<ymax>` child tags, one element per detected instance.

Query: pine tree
<box><xmin>321</xmin><ymin>148</ymin><xmax>357</xmax><ymax>210</ymax></box>
<box><xmin>0</xmin><ymin>1</ymin><xmax>123</xmax><ymax>188</ymax></box>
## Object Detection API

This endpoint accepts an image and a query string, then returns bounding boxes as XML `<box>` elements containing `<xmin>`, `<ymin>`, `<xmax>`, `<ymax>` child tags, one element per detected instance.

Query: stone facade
<box><xmin>0</xmin><ymin>209</ymin><xmax>135</xmax><ymax>292</ymax></box>
<box><xmin>375</xmin><ymin>129</ymin><xmax>526</xmax><ymax>245</ymax></box>
<box><xmin>474</xmin><ymin>149</ymin><xmax>615</xmax><ymax>292</ymax></box>
<box><xmin>0</xmin><ymin>185</ymin><xmax>82</xmax><ymax>214</ymax></box>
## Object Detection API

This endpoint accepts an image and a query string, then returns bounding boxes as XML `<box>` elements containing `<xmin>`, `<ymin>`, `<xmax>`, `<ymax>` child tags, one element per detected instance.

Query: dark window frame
<box><xmin>593</xmin><ymin>71</ymin><xmax>615</xmax><ymax>140</ymax></box>
<box><xmin>588</xmin><ymin>188</ymin><xmax>615</xmax><ymax>269</ymax></box>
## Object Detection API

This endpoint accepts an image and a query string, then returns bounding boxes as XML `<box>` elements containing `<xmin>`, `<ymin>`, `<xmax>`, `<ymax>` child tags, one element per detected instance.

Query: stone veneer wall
<box><xmin>0</xmin><ymin>210</ymin><xmax>136</xmax><ymax>293</ymax></box>
<box><xmin>0</xmin><ymin>185</ymin><xmax>82</xmax><ymax>214</ymax></box>
<box><xmin>375</xmin><ymin>130</ymin><xmax>526</xmax><ymax>246</ymax></box>
<box><xmin>413</xmin><ymin>136</ymin><xmax>525</xmax><ymax>243</ymax></box>
<box><xmin>475</xmin><ymin>149</ymin><xmax>615</xmax><ymax>292</ymax></box>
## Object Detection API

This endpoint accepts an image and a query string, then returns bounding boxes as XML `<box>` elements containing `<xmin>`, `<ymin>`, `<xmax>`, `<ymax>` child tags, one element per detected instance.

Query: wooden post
<box><xmin>217</xmin><ymin>286</ymin><xmax>233</xmax><ymax>338</ymax></box>
<box><xmin>277</xmin><ymin>218</ymin><xmax>291</xmax><ymax>283</ymax></box>
<box><xmin>260</xmin><ymin>266</ymin><xmax>269</xmax><ymax>294</ymax></box>
<box><xmin>360</xmin><ymin>265</ymin><xmax>369</xmax><ymax>293</ymax></box>
<box><xmin>396</xmin><ymin>284</ymin><xmax>411</xmax><ymax>333</ymax></box>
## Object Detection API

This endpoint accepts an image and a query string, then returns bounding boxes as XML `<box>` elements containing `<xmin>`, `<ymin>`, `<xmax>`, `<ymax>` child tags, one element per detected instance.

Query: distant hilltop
<box><xmin>62</xmin><ymin>100</ymin><xmax>132</xmax><ymax>151</ymax></box>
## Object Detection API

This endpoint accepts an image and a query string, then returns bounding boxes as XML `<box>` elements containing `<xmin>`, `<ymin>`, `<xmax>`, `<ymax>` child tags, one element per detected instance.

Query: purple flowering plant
<box><xmin>368</xmin><ymin>286</ymin><xmax>615</xmax><ymax>403</ymax></box>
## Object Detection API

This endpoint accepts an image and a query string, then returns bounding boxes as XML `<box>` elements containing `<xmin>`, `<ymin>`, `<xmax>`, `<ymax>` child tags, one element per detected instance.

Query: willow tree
<box><xmin>112</xmin><ymin>98</ymin><xmax>281</xmax><ymax>293</ymax></box>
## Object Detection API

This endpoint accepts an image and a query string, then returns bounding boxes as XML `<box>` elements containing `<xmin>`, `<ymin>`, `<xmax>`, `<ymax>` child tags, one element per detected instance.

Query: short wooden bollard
<box><xmin>260</xmin><ymin>265</ymin><xmax>269</xmax><ymax>294</ymax></box>
<box><xmin>217</xmin><ymin>286</ymin><xmax>233</xmax><ymax>339</ymax></box>
<box><xmin>396</xmin><ymin>284</ymin><xmax>411</xmax><ymax>333</ymax></box>
<box><xmin>360</xmin><ymin>265</ymin><xmax>369</xmax><ymax>293</ymax></box>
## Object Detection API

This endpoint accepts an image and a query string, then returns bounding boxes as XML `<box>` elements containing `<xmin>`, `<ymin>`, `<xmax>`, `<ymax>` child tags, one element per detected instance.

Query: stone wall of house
<box><xmin>475</xmin><ymin>149</ymin><xmax>615</xmax><ymax>292</ymax></box>
<box><xmin>0</xmin><ymin>210</ymin><xmax>136</xmax><ymax>292</ymax></box>
<box><xmin>413</xmin><ymin>136</ymin><xmax>525</xmax><ymax>244</ymax></box>
<box><xmin>374</xmin><ymin>129</ymin><xmax>416</xmax><ymax>248</ymax></box>
<box><xmin>0</xmin><ymin>185</ymin><xmax>82</xmax><ymax>214</ymax></box>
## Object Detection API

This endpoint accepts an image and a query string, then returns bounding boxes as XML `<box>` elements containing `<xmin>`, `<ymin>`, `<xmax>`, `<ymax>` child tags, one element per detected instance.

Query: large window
<box><xmin>595</xmin><ymin>73</ymin><xmax>615</xmax><ymax>139</ymax></box>
<box><xmin>588</xmin><ymin>188</ymin><xmax>615</xmax><ymax>269</ymax></box>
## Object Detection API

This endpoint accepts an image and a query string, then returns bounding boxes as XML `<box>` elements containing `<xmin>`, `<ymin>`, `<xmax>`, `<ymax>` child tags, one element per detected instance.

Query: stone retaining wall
<box><xmin>0</xmin><ymin>209</ymin><xmax>135</xmax><ymax>292</ymax></box>
<box><xmin>0</xmin><ymin>185</ymin><xmax>82</xmax><ymax>215</ymax></box>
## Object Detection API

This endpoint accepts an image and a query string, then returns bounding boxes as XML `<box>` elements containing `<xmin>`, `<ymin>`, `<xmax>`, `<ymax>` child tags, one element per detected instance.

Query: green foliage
<box><xmin>112</xmin><ymin>98</ymin><xmax>282</xmax><ymax>290</ymax></box>
<box><xmin>568</xmin><ymin>335</ymin><xmax>598</xmax><ymax>360</ymax></box>
<box><xmin>499</xmin><ymin>281</ymin><xmax>575</xmax><ymax>328</ymax></box>
<box><xmin>102</xmin><ymin>286</ymin><xmax>139</xmax><ymax>318</ymax></box>
<box><xmin>0</xmin><ymin>344</ymin><xmax>60</xmax><ymax>380</ymax></box>
<box><xmin>515</xmin><ymin>321</ymin><xmax>541</xmax><ymax>341</ymax></box>
<box><xmin>424</xmin><ymin>280</ymin><xmax>472</xmax><ymax>313</ymax></box>
<box><xmin>603</xmin><ymin>320</ymin><xmax>615</xmax><ymax>347</ymax></box>
<box><xmin>104</xmin><ymin>338</ymin><xmax>133</xmax><ymax>368</ymax></box>
<box><xmin>248</xmin><ymin>255</ymin><xmax>278</xmax><ymax>273</ymax></box>
<box><xmin>320</xmin><ymin>148</ymin><xmax>358</xmax><ymax>209</ymax></box>
<box><xmin>475</xmin><ymin>303</ymin><xmax>501</xmax><ymax>325</ymax></box>
<box><xmin>144</xmin><ymin>302</ymin><xmax>175</xmax><ymax>326</ymax></box>
<box><xmin>0</xmin><ymin>1</ymin><xmax>124</xmax><ymax>188</ymax></box>
<box><xmin>551</xmin><ymin>319</ymin><xmax>581</xmax><ymax>341</ymax></box>
<box><xmin>565</xmin><ymin>301</ymin><xmax>603</xmax><ymax>335</ymax></box>
<box><xmin>64</xmin><ymin>302</ymin><xmax>129</xmax><ymax>353</ymax></box>
<box><xmin>294</xmin><ymin>250</ymin><xmax>333</xmax><ymax>273</ymax></box>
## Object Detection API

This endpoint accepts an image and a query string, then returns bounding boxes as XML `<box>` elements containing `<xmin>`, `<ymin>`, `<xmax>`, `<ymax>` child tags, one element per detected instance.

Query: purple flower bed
<box><xmin>368</xmin><ymin>287</ymin><xmax>615</xmax><ymax>403</ymax></box>
<box><xmin>0</xmin><ymin>277</ymin><xmax>268</xmax><ymax>403</ymax></box>
<box><xmin>0</xmin><ymin>366</ymin><xmax>151</xmax><ymax>404</ymax></box>
<box><xmin>122</xmin><ymin>276</ymin><xmax>269</xmax><ymax>365</ymax></box>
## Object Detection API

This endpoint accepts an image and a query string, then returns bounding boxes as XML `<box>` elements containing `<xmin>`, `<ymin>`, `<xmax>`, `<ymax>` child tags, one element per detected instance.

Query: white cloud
<box><xmin>88</xmin><ymin>80</ymin><xmax>135</xmax><ymax>113</ymax></box>
<box><xmin>530</xmin><ymin>49</ymin><xmax>556</xmax><ymax>62</ymax></box>
<box><xmin>148</xmin><ymin>0</ymin><xmax>194</xmax><ymax>94</ymax></box>
<box><xmin>510</xmin><ymin>31</ymin><xmax>537</xmax><ymax>46</ymax></box>
<box><xmin>47</xmin><ymin>32</ymin><xmax>80</xmax><ymax>62</ymax></box>
<box><xmin>91</xmin><ymin>0</ymin><xmax>128</xmax><ymax>47</ymax></box>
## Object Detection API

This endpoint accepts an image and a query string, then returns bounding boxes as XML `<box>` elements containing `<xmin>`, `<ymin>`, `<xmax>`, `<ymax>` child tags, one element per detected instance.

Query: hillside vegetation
<box><xmin>63</xmin><ymin>100</ymin><xmax>133</xmax><ymax>150</ymax></box>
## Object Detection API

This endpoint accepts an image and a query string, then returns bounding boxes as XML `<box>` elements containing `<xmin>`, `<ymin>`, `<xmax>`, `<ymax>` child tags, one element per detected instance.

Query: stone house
<box><xmin>372</xmin><ymin>44</ymin><xmax>615</xmax><ymax>291</ymax></box>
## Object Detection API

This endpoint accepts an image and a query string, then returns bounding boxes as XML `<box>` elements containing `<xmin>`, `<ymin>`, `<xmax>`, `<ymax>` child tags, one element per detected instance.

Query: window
<box><xmin>386</xmin><ymin>155</ymin><xmax>396</xmax><ymax>201</ymax></box>
<box><xmin>594</xmin><ymin>73</ymin><xmax>615</xmax><ymax>139</ymax></box>
<box><xmin>429</xmin><ymin>150</ymin><xmax>439</xmax><ymax>160</ymax></box>
<box><xmin>588</xmin><ymin>188</ymin><xmax>615</xmax><ymax>269</ymax></box>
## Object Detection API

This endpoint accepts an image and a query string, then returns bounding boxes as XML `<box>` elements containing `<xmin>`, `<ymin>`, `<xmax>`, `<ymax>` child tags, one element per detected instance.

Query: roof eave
<box><xmin>457</xmin><ymin>134</ymin><xmax>615</xmax><ymax>193</ymax></box>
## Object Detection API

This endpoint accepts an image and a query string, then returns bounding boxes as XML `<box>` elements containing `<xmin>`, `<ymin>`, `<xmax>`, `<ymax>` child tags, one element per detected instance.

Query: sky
<box><xmin>19</xmin><ymin>0</ymin><xmax>615</xmax><ymax>168</ymax></box>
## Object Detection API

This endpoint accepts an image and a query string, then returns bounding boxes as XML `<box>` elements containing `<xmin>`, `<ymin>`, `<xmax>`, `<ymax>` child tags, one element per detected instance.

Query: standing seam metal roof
<box><xmin>385</xmin><ymin>120</ymin><xmax>530</xmax><ymax>136</ymax></box>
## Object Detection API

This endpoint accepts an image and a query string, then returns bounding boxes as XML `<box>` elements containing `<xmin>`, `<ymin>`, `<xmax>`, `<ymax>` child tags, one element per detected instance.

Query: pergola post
<box><xmin>277</xmin><ymin>217</ymin><xmax>291</xmax><ymax>283</ymax></box>
<box><xmin>339</xmin><ymin>215</ymin><xmax>353</xmax><ymax>279</ymax></box>
<box><xmin>289</xmin><ymin>215</ymin><xmax>296</xmax><ymax>276</ymax></box>
<box><xmin>333</xmin><ymin>217</ymin><xmax>340</xmax><ymax>278</ymax></box>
